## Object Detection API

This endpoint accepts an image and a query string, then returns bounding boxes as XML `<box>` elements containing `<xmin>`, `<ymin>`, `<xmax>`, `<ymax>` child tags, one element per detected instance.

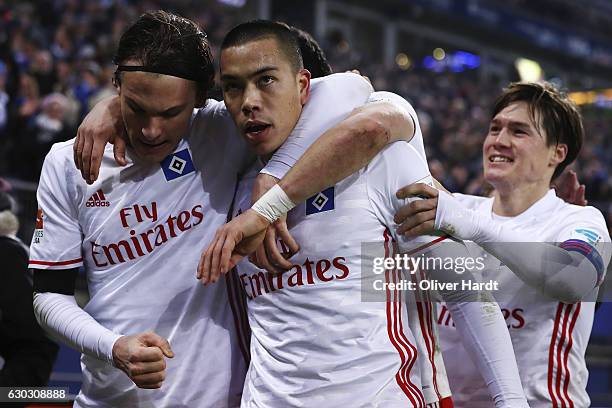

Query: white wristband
<box><xmin>251</xmin><ymin>184</ymin><xmax>296</xmax><ymax>223</ymax></box>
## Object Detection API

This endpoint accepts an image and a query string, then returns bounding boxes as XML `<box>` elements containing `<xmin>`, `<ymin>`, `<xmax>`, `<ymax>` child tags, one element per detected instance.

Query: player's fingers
<box><xmin>402</xmin><ymin>221</ymin><xmax>436</xmax><ymax>238</ymax></box>
<box><xmin>577</xmin><ymin>184</ymin><xmax>587</xmax><ymax>206</ymax></box>
<box><xmin>397</xmin><ymin>209</ymin><xmax>436</xmax><ymax>235</ymax></box>
<box><xmin>129</xmin><ymin>359</ymin><xmax>166</xmax><ymax>376</ymax></box>
<box><xmin>201</xmin><ymin>230</ymin><xmax>223</xmax><ymax>283</ymax></box>
<box><xmin>196</xmin><ymin>248</ymin><xmax>205</xmax><ymax>279</ymax></box>
<box><xmin>133</xmin><ymin>371</ymin><xmax>166</xmax><ymax>388</ymax></box>
<box><xmin>394</xmin><ymin>198</ymin><xmax>436</xmax><ymax>224</ymax></box>
<box><xmin>138</xmin><ymin>332</ymin><xmax>173</xmax><ymax>357</ymax></box>
<box><xmin>265</xmin><ymin>229</ymin><xmax>293</xmax><ymax>270</ymax></box>
<box><xmin>75</xmin><ymin>130</ymin><xmax>85</xmax><ymax>172</ymax></box>
<box><xmin>255</xmin><ymin>242</ymin><xmax>282</xmax><ymax>275</ymax></box>
<box><xmin>210</xmin><ymin>231</ymin><xmax>229</xmax><ymax>283</ymax></box>
<box><xmin>219</xmin><ymin>232</ymin><xmax>238</xmax><ymax>275</ymax></box>
<box><xmin>89</xmin><ymin>137</ymin><xmax>106</xmax><ymax>183</ymax></box>
<box><xmin>396</xmin><ymin>183</ymin><xmax>438</xmax><ymax>200</ymax></box>
<box><xmin>81</xmin><ymin>131</ymin><xmax>94</xmax><ymax>184</ymax></box>
<box><xmin>276</xmin><ymin>223</ymin><xmax>299</xmax><ymax>256</ymax></box>
<box><xmin>158</xmin><ymin>339</ymin><xmax>174</xmax><ymax>358</ymax></box>
<box><xmin>74</xmin><ymin>131</ymin><xmax>81</xmax><ymax>170</ymax></box>
<box><xmin>250</xmin><ymin>246</ymin><xmax>266</xmax><ymax>270</ymax></box>
<box><xmin>114</xmin><ymin>135</ymin><xmax>128</xmax><ymax>166</ymax></box>
<box><xmin>568</xmin><ymin>182</ymin><xmax>580</xmax><ymax>204</ymax></box>
<box><xmin>132</xmin><ymin>346</ymin><xmax>163</xmax><ymax>363</ymax></box>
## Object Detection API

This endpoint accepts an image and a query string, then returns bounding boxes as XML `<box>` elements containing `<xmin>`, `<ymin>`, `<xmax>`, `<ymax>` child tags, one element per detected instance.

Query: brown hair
<box><xmin>113</xmin><ymin>10</ymin><xmax>214</xmax><ymax>101</ymax></box>
<box><xmin>492</xmin><ymin>82</ymin><xmax>584</xmax><ymax>180</ymax></box>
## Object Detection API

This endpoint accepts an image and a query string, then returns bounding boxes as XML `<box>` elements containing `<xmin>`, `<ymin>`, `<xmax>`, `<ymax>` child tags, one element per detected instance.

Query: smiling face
<box><xmin>118</xmin><ymin>69</ymin><xmax>199</xmax><ymax>164</ymax></box>
<box><xmin>220</xmin><ymin>37</ymin><xmax>310</xmax><ymax>157</ymax></box>
<box><xmin>483</xmin><ymin>101</ymin><xmax>567</xmax><ymax>193</ymax></box>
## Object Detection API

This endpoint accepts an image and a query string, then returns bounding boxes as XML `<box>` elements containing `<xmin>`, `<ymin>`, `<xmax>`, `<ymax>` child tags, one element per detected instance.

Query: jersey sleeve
<box><xmin>261</xmin><ymin>72</ymin><xmax>373</xmax><ymax>179</ymax></box>
<box><xmin>367</xmin><ymin>91</ymin><xmax>427</xmax><ymax>166</ymax></box>
<box><xmin>29</xmin><ymin>144</ymin><xmax>84</xmax><ymax>270</ymax></box>
<box><xmin>365</xmin><ymin>142</ymin><xmax>447</xmax><ymax>254</ymax></box>
<box><xmin>190</xmin><ymin>99</ymin><xmax>255</xmax><ymax>175</ymax></box>
<box><xmin>555</xmin><ymin>206</ymin><xmax>611</xmax><ymax>286</ymax></box>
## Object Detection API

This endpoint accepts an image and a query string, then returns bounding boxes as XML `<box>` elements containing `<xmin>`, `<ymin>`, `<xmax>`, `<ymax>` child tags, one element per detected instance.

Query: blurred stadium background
<box><xmin>0</xmin><ymin>0</ymin><xmax>611</xmax><ymax>405</ymax></box>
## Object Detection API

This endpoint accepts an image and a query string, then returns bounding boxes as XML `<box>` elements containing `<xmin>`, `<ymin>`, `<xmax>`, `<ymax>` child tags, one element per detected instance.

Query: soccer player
<box><xmin>395</xmin><ymin>82</ymin><xmax>612</xmax><ymax>407</ymax></box>
<box><xmin>29</xmin><ymin>11</ymin><xmax>384</xmax><ymax>407</ymax></box>
<box><xmin>199</xmin><ymin>20</ymin><xmax>528</xmax><ymax>407</ymax></box>
<box><xmin>75</xmin><ymin>21</ymin><xmax>458</xmax><ymax>406</ymax></box>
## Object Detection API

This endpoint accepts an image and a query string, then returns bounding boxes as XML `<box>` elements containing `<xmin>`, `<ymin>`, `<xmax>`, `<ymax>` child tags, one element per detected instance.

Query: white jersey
<box><xmin>234</xmin><ymin>142</ymin><xmax>447</xmax><ymax>408</ymax></box>
<box><xmin>257</xmin><ymin>90</ymin><xmax>449</xmax><ymax>406</ymax></box>
<box><xmin>30</xmin><ymin>100</ymin><xmax>250</xmax><ymax>408</ymax></box>
<box><xmin>28</xmin><ymin>73</ymin><xmax>373</xmax><ymax>408</ymax></box>
<box><xmin>438</xmin><ymin>190</ymin><xmax>611</xmax><ymax>408</ymax></box>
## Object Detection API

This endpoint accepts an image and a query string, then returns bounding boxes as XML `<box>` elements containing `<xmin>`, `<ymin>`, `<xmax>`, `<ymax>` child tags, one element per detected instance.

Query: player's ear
<box><xmin>298</xmin><ymin>68</ymin><xmax>311</xmax><ymax>106</ymax></box>
<box><xmin>112</xmin><ymin>71</ymin><xmax>122</xmax><ymax>93</ymax></box>
<box><xmin>550</xmin><ymin>143</ymin><xmax>568</xmax><ymax>168</ymax></box>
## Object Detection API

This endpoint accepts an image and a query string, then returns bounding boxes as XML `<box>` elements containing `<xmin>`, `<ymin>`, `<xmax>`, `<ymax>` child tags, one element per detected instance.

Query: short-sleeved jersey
<box><xmin>437</xmin><ymin>190</ymin><xmax>611</xmax><ymax>408</ymax></box>
<box><xmin>233</xmin><ymin>142</ymin><xmax>448</xmax><ymax>408</ymax></box>
<box><xmin>29</xmin><ymin>99</ymin><xmax>250</xmax><ymax>408</ymax></box>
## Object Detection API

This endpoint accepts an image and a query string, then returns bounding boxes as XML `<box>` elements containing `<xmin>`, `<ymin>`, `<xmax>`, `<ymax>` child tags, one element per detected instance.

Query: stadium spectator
<box><xmin>0</xmin><ymin>190</ymin><xmax>59</xmax><ymax>389</ymax></box>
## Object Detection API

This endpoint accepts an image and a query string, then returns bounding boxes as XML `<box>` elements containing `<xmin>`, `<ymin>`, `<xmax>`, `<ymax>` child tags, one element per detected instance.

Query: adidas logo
<box><xmin>86</xmin><ymin>189</ymin><xmax>110</xmax><ymax>207</ymax></box>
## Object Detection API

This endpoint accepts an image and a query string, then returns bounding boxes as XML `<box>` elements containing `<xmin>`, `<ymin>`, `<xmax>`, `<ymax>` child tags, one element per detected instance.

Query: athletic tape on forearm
<box><xmin>33</xmin><ymin>292</ymin><xmax>122</xmax><ymax>364</ymax></box>
<box><xmin>251</xmin><ymin>184</ymin><xmax>296</xmax><ymax>223</ymax></box>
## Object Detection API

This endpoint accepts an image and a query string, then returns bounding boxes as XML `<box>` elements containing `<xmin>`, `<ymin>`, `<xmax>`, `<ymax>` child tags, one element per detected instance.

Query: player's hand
<box><xmin>197</xmin><ymin>209</ymin><xmax>271</xmax><ymax>285</ymax></box>
<box><xmin>249</xmin><ymin>174</ymin><xmax>300</xmax><ymax>273</ymax></box>
<box><xmin>112</xmin><ymin>331</ymin><xmax>174</xmax><ymax>389</ymax></box>
<box><xmin>394</xmin><ymin>182</ymin><xmax>439</xmax><ymax>237</ymax></box>
<box><xmin>74</xmin><ymin>95</ymin><xmax>127</xmax><ymax>184</ymax></box>
<box><xmin>249</xmin><ymin>214</ymin><xmax>300</xmax><ymax>274</ymax></box>
<box><xmin>554</xmin><ymin>169</ymin><xmax>587</xmax><ymax>206</ymax></box>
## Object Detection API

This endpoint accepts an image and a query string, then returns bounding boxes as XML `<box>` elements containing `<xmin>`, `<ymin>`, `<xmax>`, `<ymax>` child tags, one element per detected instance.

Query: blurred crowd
<box><xmin>0</xmin><ymin>0</ymin><xmax>610</xmax><ymax>233</ymax></box>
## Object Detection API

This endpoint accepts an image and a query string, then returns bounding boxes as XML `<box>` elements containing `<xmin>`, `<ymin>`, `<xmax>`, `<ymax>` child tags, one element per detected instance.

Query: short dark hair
<box><xmin>113</xmin><ymin>10</ymin><xmax>214</xmax><ymax>100</ymax></box>
<box><xmin>221</xmin><ymin>20</ymin><xmax>303</xmax><ymax>73</ymax></box>
<box><xmin>286</xmin><ymin>25</ymin><xmax>332</xmax><ymax>78</ymax></box>
<box><xmin>492</xmin><ymin>82</ymin><xmax>584</xmax><ymax>180</ymax></box>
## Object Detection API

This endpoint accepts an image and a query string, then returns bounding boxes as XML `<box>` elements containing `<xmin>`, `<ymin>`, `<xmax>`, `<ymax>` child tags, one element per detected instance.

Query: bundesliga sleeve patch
<box><xmin>161</xmin><ymin>148</ymin><xmax>195</xmax><ymax>181</ymax></box>
<box><xmin>306</xmin><ymin>186</ymin><xmax>335</xmax><ymax>215</ymax></box>
<box><xmin>560</xmin><ymin>238</ymin><xmax>605</xmax><ymax>285</ymax></box>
